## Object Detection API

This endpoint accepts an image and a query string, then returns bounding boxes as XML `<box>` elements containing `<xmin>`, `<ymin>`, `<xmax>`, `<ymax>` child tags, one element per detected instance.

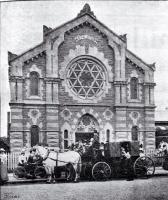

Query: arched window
<box><xmin>30</xmin><ymin>125</ymin><xmax>39</xmax><ymax>147</ymax></box>
<box><xmin>30</xmin><ymin>71</ymin><xmax>39</xmax><ymax>96</ymax></box>
<box><xmin>130</xmin><ymin>77</ymin><xmax>138</xmax><ymax>99</ymax></box>
<box><xmin>131</xmin><ymin>126</ymin><xmax>138</xmax><ymax>141</ymax></box>
<box><xmin>106</xmin><ymin>129</ymin><xmax>110</xmax><ymax>142</ymax></box>
<box><xmin>64</xmin><ymin>130</ymin><xmax>69</xmax><ymax>149</ymax></box>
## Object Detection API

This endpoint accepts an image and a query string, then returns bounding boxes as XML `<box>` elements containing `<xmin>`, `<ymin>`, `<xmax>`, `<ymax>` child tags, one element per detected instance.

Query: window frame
<box><xmin>64</xmin><ymin>129</ymin><xmax>69</xmax><ymax>150</ymax></box>
<box><xmin>131</xmin><ymin>126</ymin><xmax>139</xmax><ymax>141</ymax></box>
<box><xmin>30</xmin><ymin>71</ymin><xmax>39</xmax><ymax>96</ymax></box>
<box><xmin>130</xmin><ymin>77</ymin><xmax>138</xmax><ymax>100</ymax></box>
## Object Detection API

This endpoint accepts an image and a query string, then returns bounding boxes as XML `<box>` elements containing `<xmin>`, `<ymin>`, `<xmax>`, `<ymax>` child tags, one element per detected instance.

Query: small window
<box><xmin>30</xmin><ymin>125</ymin><xmax>39</xmax><ymax>147</ymax></box>
<box><xmin>106</xmin><ymin>129</ymin><xmax>110</xmax><ymax>142</ymax></box>
<box><xmin>64</xmin><ymin>130</ymin><xmax>69</xmax><ymax>149</ymax></box>
<box><xmin>30</xmin><ymin>71</ymin><xmax>39</xmax><ymax>96</ymax></box>
<box><xmin>130</xmin><ymin>77</ymin><xmax>138</xmax><ymax>99</ymax></box>
<box><xmin>131</xmin><ymin>126</ymin><xmax>138</xmax><ymax>141</ymax></box>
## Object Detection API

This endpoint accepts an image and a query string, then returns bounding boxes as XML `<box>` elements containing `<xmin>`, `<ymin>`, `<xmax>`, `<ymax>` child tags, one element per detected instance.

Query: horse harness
<box><xmin>43</xmin><ymin>149</ymin><xmax>81</xmax><ymax>165</ymax></box>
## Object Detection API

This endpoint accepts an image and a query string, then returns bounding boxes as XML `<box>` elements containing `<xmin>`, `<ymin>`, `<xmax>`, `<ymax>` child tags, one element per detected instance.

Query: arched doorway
<box><xmin>75</xmin><ymin>114</ymin><xmax>99</xmax><ymax>143</ymax></box>
<box><xmin>30</xmin><ymin>125</ymin><xmax>39</xmax><ymax>147</ymax></box>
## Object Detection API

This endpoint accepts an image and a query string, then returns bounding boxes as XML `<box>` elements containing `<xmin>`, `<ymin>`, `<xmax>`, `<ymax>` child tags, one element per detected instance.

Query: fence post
<box><xmin>7</xmin><ymin>152</ymin><xmax>19</xmax><ymax>172</ymax></box>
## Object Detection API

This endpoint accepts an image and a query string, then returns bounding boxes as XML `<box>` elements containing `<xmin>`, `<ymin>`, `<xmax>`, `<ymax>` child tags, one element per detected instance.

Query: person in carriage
<box><xmin>121</xmin><ymin>145</ymin><xmax>134</xmax><ymax>181</ymax></box>
<box><xmin>139</xmin><ymin>144</ymin><xmax>145</xmax><ymax>157</ymax></box>
<box><xmin>24</xmin><ymin>147</ymin><xmax>42</xmax><ymax>177</ymax></box>
<box><xmin>86</xmin><ymin>130</ymin><xmax>103</xmax><ymax>161</ymax></box>
<box><xmin>18</xmin><ymin>150</ymin><xmax>27</xmax><ymax>166</ymax></box>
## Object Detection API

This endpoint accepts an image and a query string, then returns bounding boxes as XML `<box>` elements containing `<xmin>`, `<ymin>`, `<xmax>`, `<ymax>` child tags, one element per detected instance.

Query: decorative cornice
<box><xmin>77</xmin><ymin>4</ymin><xmax>96</xmax><ymax>18</ymax></box>
<box><xmin>66</xmin><ymin>21</ymin><xmax>107</xmax><ymax>39</ymax></box>
<box><xmin>114</xmin><ymin>81</ymin><xmax>127</xmax><ymax>85</ymax></box>
<box><xmin>44</xmin><ymin>77</ymin><xmax>61</xmax><ymax>82</ymax></box>
<box><xmin>9</xmin><ymin>76</ymin><xmax>24</xmax><ymax>81</ymax></box>
<box><xmin>144</xmin><ymin>82</ymin><xmax>156</xmax><ymax>86</ymax></box>
<box><xmin>126</xmin><ymin>57</ymin><xmax>145</xmax><ymax>74</ymax></box>
<box><xmin>24</xmin><ymin>51</ymin><xmax>46</xmax><ymax>64</ymax></box>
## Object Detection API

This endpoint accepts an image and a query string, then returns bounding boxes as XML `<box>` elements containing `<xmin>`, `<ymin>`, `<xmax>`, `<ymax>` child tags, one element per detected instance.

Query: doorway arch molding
<box><xmin>72</xmin><ymin>108</ymin><xmax>103</xmax><ymax>131</ymax></box>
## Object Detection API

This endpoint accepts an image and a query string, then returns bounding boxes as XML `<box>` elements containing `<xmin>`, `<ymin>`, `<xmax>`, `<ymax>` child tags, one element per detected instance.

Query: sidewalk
<box><xmin>7</xmin><ymin>173</ymin><xmax>47</xmax><ymax>184</ymax></box>
<box><xmin>154</xmin><ymin>167</ymin><xmax>168</xmax><ymax>176</ymax></box>
<box><xmin>6</xmin><ymin>167</ymin><xmax>167</xmax><ymax>184</ymax></box>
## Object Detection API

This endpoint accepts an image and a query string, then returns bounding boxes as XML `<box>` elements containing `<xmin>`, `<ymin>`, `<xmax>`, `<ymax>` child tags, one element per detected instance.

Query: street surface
<box><xmin>1</xmin><ymin>177</ymin><xmax>168</xmax><ymax>200</ymax></box>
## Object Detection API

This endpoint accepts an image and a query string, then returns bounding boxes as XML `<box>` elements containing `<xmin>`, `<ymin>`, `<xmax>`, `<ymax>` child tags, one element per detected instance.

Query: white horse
<box><xmin>35</xmin><ymin>146</ymin><xmax>82</xmax><ymax>183</ymax></box>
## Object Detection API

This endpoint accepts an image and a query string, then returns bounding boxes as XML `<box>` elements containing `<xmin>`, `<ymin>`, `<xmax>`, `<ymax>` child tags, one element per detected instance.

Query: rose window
<box><xmin>67</xmin><ymin>58</ymin><xmax>106</xmax><ymax>99</ymax></box>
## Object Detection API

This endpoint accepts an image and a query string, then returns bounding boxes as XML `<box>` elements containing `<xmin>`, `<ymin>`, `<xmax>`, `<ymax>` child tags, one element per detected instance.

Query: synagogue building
<box><xmin>8</xmin><ymin>4</ymin><xmax>156</xmax><ymax>152</ymax></box>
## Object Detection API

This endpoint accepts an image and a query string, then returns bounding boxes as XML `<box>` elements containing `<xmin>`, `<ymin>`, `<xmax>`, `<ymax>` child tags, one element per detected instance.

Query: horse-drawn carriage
<box><xmin>13</xmin><ymin>140</ymin><xmax>168</xmax><ymax>182</ymax></box>
<box><xmin>80</xmin><ymin>140</ymin><xmax>155</xmax><ymax>181</ymax></box>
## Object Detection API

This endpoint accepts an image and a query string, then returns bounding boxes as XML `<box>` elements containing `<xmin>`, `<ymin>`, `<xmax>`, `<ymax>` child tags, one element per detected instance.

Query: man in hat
<box><xmin>0</xmin><ymin>148</ymin><xmax>8</xmax><ymax>184</ymax></box>
<box><xmin>90</xmin><ymin>130</ymin><xmax>100</xmax><ymax>159</ymax></box>
<box><xmin>92</xmin><ymin>130</ymin><xmax>100</xmax><ymax>149</ymax></box>
<box><xmin>121</xmin><ymin>146</ymin><xmax>134</xmax><ymax>181</ymax></box>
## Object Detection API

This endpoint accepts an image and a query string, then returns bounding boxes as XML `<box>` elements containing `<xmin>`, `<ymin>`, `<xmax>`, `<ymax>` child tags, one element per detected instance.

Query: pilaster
<box><xmin>10</xmin><ymin>106</ymin><xmax>23</xmax><ymax>152</ymax></box>
<box><xmin>46</xmin><ymin>34</ymin><xmax>64</xmax><ymax>77</ymax></box>
<box><xmin>46</xmin><ymin>105</ymin><xmax>59</xmax><ymax>147</ymax></box>
<box><xmin>144</xmin><ymin>108</ymin><xmax>155</xmax><ymax>152</ymax></box>
<box><xmin>115</xmin><ymin>107</ymin><xmax>127</xmax><ymax>141</ymax></box>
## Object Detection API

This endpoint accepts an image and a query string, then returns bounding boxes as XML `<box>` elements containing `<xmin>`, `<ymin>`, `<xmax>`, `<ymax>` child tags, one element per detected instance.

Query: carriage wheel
<box><xmin>66</xmin><ymin>163</ymin><xmax>76</xmax><ymax>182</ymax></box>
<box><xmin>92</xmin><ymin>162</ymin><xmax>111</xmax><ymax>181</ymax></box>
<box><xmin>134</xmin><ymin>156</ymin><xmax>155</xmax><ymax>177</ymax></box>
<box><xmin>13</xmin><ymin>166</ymin><xmax>26</xmax><ymax>179</ymax></box>
<box><xmin>34</xmin><ymin>166</ymin><xmax>47</xmax><ymax>179</ymax></box>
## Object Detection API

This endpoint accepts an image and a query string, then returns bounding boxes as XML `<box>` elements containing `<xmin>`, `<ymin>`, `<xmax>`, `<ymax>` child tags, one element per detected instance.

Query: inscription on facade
<box><xmin>75</xmin><ymin>35</ymin><xmax>98</xmax><ymax>45</ymax></box>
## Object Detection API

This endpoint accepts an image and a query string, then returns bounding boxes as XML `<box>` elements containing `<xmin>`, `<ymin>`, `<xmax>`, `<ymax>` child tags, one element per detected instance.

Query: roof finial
<box><xmin>8</xmin><ymin>51</ymin><xmax>18</xmax><ymax>63</ymax></box>
<box><xmin>77</xmin><ymin>3</ymin><xmax>96</xmax><ymax>18</ymax></box>
<box><xmin>149</xmin><ymin>62</ymin><xmax>156</xmax><ymax>70</ymax></box>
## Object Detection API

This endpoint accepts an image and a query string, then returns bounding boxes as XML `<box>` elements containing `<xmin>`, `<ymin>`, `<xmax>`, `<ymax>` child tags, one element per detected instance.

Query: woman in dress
<box><xmin>0</xmin><ymin>148</ymin><xmax>9</xmax><ymax>184</ymax></box>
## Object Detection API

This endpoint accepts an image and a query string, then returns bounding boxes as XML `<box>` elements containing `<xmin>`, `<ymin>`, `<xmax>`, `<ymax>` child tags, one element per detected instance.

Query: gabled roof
<box><xmin>8</xmin><ymin>3</ymin><xmax>155</xmax><ymax>72</ymax></box>
<box><xmin>126</xmin><ymin>49</ymin><xmax>155</xmax><ymax>71</ymax></box>
<box><xmin>44</xmin><ymin>4</ymin><xmax>126</xmax><ymax>43</ymax></box>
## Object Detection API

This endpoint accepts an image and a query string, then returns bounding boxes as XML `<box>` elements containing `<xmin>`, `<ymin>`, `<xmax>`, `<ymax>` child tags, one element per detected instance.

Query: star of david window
<box><xmin>66</xmin><ymin>57</ymin><xmax>106</xmax><ymax>99</ymax></box>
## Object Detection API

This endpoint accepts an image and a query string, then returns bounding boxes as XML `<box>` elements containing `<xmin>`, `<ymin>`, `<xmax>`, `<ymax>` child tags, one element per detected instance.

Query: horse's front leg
<box><xmin>73</xmin><ymin>164</ymin><xmax>80</xmax><ymax>183</ymax></box>
<box><xmin>46</xmin><ymin>167</ymin><xmax>53</xmax><ymax>183</ymax></box>
<box><xmin>47</xmin><ymin>174</ymin><xmax>52</xmax><ymax>183</ymax></box>
<box><xmin>52</xmin><ymin>167</ymin><xmax>56</xmax><ymax>183</ymax></box>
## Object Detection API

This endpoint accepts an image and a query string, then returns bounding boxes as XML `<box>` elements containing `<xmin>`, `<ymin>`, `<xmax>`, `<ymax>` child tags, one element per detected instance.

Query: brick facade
<box><xmin>8</xmin><ymin>4</ymin><xmax>156</xmax><ymax>152</ymax></box>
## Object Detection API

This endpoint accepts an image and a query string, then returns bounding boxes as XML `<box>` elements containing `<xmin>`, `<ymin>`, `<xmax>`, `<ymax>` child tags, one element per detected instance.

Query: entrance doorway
<box><xmin>75</xmin><ymin>113</ymin><xmax>99</xmax><ymax>143</ymax></box>
<box><xmin>75</xmin><ymin>132</ymin><xmax>94</xmax><ymax>143</ymax></box>
<box><xmin>30</xmin><ymin>125</ymin><xmax>39</xmax><ymax>147</ymax></box>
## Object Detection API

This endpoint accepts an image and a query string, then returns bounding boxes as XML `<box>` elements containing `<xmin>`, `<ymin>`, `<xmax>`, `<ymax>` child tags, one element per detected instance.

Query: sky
<box><xmin>1</xmin><ymin>1</ymin><xmax>168</xmax><ymax>137</ymax></box>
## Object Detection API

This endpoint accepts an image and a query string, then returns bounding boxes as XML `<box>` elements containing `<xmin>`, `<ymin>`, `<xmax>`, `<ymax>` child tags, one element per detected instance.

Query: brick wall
<box><xmin>58</xmin><ymin>24</ymin><xmax>115</xmax><ymax>105</ymax></box>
